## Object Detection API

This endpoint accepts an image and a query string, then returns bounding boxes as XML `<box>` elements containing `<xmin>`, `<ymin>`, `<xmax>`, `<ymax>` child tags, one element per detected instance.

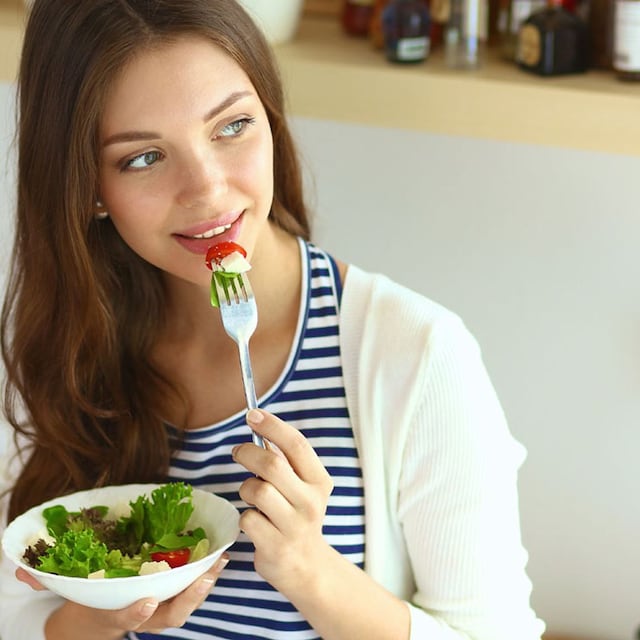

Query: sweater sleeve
<box><xmin>339</xmin><ymin>266</ymin><xmax>545</xmax><ymax>640</ymax></box>
<box><xmin>0</xmin><ymin>423</ymin><xmax>62</xmax><ymax>640</ymax></box>
<box><xmin>0</xmin><ymin>552</ymin><xmax>62</xmax><ymax>640</ymax></box>
<box><xmin>398</xmin><ymin>314</ymin><xmax>545</xmax><ymax>640</ymax></box>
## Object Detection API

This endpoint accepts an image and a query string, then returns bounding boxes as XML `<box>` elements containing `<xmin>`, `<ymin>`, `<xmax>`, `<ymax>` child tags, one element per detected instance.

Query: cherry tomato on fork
<box><xmin>205</xmin><ymin>241</ymin><xmax>247</xmax><ymax>270</ymax></box>
<box><xmin>150</xmin><ymin>548</ymin><xmax>191</xmax><ymax>568</ymax></box>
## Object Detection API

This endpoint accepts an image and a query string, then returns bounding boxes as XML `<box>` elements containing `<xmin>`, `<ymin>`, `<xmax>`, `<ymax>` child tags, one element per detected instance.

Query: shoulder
<box><xmin>338</xmin><ymin>264</ymin><xmax>487</xmax><ymax>424</ymax></box>
<box><xmin>340</xmin><ymin>264</ymin><xmax>475</xmax><ymax>356</ymax></box>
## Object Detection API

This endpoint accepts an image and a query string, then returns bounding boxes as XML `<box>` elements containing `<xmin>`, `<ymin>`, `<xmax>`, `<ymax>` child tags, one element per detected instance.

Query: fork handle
<box><xmin>238</xmin><ymin>341</ymin><xmax>266</xmax><ymax>449</ymax></box>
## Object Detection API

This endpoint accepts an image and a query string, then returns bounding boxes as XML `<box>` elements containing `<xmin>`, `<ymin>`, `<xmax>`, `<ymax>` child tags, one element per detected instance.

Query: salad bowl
<box><xmin>1</xmin><ymin>483</ymin><xmax>240</xmax><ymax>610</ymax></box>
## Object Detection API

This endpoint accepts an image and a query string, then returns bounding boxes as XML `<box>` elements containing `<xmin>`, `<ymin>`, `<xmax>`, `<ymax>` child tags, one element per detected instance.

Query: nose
<box><xmin>175</xmin><ymin>148</ymin><xmax>227</xmax><ymax>209</ymax></box>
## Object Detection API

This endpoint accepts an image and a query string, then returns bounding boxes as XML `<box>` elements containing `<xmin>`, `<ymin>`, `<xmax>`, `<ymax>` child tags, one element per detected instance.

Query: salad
<box><xmin>205</xmin><ymin>241</ymin><xmax>251</xmax><ymax>308</ymax></box>
<box><xmin>23</xmin><ymin>482</ymin><xmax>210</xmax><ymax>579</ymax></box>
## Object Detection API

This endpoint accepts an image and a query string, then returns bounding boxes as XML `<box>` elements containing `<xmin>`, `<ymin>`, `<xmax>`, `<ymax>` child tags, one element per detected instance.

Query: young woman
<box><xmin>0</xmin><ymin>1</ymin><xmax>545</xmax><ymax>639</ymax></box>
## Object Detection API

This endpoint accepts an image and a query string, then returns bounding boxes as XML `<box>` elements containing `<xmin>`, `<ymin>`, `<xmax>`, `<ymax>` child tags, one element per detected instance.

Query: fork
<box><xmin>212</xmin><ymin>271</ymin><xmax>266</xmax><ymax>449</ymax></box>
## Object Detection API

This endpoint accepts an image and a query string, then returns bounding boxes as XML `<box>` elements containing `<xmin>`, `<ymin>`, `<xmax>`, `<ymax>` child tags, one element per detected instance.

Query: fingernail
<box><xmin>196</xmin><ymin>577</ymin><xmax>215</xmax><ymax>595</ymax></box>
<box><xmin>140</xmin><ymin>601</ymin><xmax>158</xmax><ymax>616</ymax></box>
<box><xmin>215</xmin><ymin>556</ymin><xmax>230</xmax><ymax>573</ymax></box>
<box><xmin>246</xmin><ymin>409</ymin><xmax>263</xmax><ymax>425</ymax></box>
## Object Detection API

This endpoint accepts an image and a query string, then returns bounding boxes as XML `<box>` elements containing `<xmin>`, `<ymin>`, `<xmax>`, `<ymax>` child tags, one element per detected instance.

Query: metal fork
<box><xmin>212</xmin><ymin>272</ymin><xmax>266</xmax><ymax>449</ymax></box>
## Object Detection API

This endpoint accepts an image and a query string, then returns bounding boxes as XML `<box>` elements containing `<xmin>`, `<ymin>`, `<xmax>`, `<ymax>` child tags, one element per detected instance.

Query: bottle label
<box><xmin>614</xmin><ymin>1</ymin><xmax>640</xmax><ymax>71</ymax></box>
<box><xmin>517</xmin><ymin>23</ymin><xmax>541</xmax><ymax>66</ymax></box>
<box><xmin>431</xmin><ymin>0</ymin><xmax>451</xmax><ymax>23</ymax></box>
<box><xmin>509</xmin><ymin>0</ymin><xmax>547</xmax><ymax>34</ymax></box>
<box><xmin>396</xmin><ymin>36</ymin><xmax>430</xmax><ymax>60</ymax></box>
<box><xmin>463</xmin><ymin>0</ymin><xmax>488</xmax><ymax>40</ymax></box>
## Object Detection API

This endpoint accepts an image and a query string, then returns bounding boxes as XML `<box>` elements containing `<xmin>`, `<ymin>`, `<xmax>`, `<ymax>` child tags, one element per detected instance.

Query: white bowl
<box><xmin>1</xmin><ymin>483</ymin><xmax>240</xmax><ymax>610</ymax></box>
<box><xmin>237</xmin><ymin>0</ymin><xmax>304</xmax><ymax>45</ymax></box>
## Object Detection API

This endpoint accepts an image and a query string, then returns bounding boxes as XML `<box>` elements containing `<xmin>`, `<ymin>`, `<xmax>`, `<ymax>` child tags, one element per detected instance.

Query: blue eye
<box><xmin>219</xmin><ymin>117</ymin><xmax>256</xmax><ymax>138</ymax></box>
<box><xmin>126</xmin><ymin>150</ymin><xmax>161</xmax><ymax>170</ymax></box>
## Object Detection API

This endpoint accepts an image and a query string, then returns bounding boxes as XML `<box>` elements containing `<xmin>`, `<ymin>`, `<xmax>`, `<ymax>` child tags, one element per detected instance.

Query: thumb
<box><xmin>120</xmin><ymin>599</ymin><xmax>159</xmax><ymax>630</ymax></box>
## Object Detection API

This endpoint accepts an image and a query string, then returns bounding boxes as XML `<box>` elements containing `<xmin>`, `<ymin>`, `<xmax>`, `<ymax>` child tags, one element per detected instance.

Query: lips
<box><xmin>174</xmin><ymin>214</ymin><xmax>242</xmax><ymax>255</ymax></box>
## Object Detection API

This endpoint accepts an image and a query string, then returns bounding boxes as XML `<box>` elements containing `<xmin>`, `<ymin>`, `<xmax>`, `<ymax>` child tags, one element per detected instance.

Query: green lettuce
<box><xmin>27</xmin><ymin>482</ymin><xmax>207</xmax><ymax>579</ymax></box>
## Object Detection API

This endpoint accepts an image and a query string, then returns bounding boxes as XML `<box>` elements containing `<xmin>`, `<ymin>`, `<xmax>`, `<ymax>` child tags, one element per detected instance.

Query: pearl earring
<box><xmin>95</xmin><ymin>200</ymin><xmax>109</xmax><ymax>220</ymax></box>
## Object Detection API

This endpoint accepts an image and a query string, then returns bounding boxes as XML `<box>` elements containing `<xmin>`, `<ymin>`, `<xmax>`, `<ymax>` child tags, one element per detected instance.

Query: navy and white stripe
<box><xmin>132</xmin><ymin>240</ymin><xmax>365</xmax><ymax>640</ymax></box>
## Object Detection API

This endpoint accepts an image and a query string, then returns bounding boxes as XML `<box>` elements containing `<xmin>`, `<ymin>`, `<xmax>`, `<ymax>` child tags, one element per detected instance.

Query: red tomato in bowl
<box><xmin>150</xmin><ymin>548</ymin><xmax>191</xmax><ymax>568</ymax></box>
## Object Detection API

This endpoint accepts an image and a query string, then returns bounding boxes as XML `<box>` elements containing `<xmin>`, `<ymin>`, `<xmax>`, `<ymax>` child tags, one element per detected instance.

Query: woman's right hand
<box><xmin>16</xmin><ymin>555</ymin><xmax>229</xmax><ymax>640</ymax></box>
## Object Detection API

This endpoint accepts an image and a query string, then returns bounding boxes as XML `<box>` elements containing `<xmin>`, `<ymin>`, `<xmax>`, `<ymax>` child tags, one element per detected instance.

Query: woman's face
<box><xmin>99</xmin><ymin>36</ymin><xmax>274</xmax><ymax>290</ymax></box>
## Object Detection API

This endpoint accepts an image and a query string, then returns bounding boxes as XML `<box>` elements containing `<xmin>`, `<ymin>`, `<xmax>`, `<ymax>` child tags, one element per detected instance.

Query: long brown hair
<box><xmin>2</xmin><ymin>0</ymin><xmax>310</xmax><ymax>523</ymax></box>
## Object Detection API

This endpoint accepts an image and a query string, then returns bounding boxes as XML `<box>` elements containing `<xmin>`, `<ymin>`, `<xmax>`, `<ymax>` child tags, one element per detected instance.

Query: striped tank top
<box><xmin>132</xmin><ymin>240</ymin><xmax>365</xmax><ymax>640</ymax></box>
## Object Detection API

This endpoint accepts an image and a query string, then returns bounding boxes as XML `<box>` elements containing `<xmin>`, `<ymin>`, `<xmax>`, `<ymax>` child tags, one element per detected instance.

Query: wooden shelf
<box><xmin>274</xmin><ymin>17</ymin><xmax>640</xmax><ymax>157</ymax></box>
<box><xmin>1</xmin><ymin>3</ymin><xmax>638</xmax><ymax>157</ymax></box>
<box><xmin>0</xmin><ymin>0</ymin><xmax>23</xmax><ymax>85</ymax></box>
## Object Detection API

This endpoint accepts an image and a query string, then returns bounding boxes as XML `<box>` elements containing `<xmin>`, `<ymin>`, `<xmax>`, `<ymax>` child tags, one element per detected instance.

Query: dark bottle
<box><xmin>382</xmin><ymin>0</ymin><xmax>431</xmax><ymax>62</ymax></box>
<box><xmin>589</xmin><ymin>0</ymin><xmax>614</xmax><ymax>69</ymax></box>
<box><xmin>498</xmin><ymin>0</ymin><xmax>547</xmax><ymax>61</ymax></box>
<box><xmin>429</xmin><ymin>0</ymin><xmax>452</xmax><ymax>49</ymax></box>
<box><xmin>371</xmin><ymin>0</ymin><xmax>392</xmax><ymax>48</ymax></box>
<box><xmin>516</xmin><ymin>0</ymin><xmax>588</xmax><ymax>75</ymax></box>
<box><xmin>342</xmin><ymin>0</ymin><xmax>376</xmax><ymax>36</ymax></box>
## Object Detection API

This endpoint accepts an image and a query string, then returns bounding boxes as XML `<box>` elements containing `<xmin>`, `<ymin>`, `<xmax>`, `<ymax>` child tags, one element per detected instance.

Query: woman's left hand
<box><xmin>232</xmin><ymin>409</ymin><xmax>334</xmax><ymax>595</ymax></box>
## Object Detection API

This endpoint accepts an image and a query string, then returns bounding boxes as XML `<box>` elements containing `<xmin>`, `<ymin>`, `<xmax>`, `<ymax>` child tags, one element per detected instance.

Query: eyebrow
<box><xmin>102</xmin><ymin>90</ymin><xmax>254</xmax><ymax>147</ymax></box>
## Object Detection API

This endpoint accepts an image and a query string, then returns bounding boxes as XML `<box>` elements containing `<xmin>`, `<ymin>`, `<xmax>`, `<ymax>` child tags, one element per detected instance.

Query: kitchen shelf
<box><xmin>274</xmin><ymin>17</ymin><xmax>639</xmax><ymax>157</ymax></box>
<box><xmin>0</xmin><ymin>0</ymin><xmax>22</xmax><ymax>86</ymax></box>
<box><xmin>1</xmin><ymin>1</ymin><xmax>638</xmax><ymax>157</ymax></box>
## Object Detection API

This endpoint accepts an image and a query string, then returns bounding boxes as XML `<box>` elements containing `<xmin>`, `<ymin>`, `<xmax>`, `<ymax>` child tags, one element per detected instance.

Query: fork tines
<box><xmin>215</xmin><ymin>272</ymin><xmax>251</xmax><ymax>305</ymax></box>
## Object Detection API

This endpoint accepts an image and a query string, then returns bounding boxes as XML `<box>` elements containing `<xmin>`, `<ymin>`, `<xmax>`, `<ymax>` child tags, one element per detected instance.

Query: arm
<box><xmin>0</xmin><ymin>424</ymin><xmax>61</xmax><ymax>640</ymax></box>
<box><xmin>233</xmin><ymin>409</ymin><xmax>412</xmax><ymax>640</ymax></box>
<box><xmin>339</xmin><ymin>266</ymin><xmax>545</xmax><ymax>639</ymax></box>
<box><xmin>0</xmin><ymin>420</ymin><xmax>227</xmax><ymax>639</ymax></box>
<box><xmin>0</xmin><ymin>553</ymin><xmax>62</xmax><ymax>640</ymax></box>
<box><xmin>399</xmin><ymin>316</ymin><xmax>546</xmax><ymax>640</ymax></box>
<box><xmin>1</xmin><ymin>548</ymin><xmax>228</xmax><ymax>640</ymax></box>
<box><xmin>231</xmin><ymin>318</ymin><xmax>544</xmax><ymax>639</ymax></box>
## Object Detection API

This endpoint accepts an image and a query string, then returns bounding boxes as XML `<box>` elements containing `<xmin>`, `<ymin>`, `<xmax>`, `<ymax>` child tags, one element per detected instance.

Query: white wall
<box><xmin>0</xmin><ymin>83</ymin><xmax>17</xmax><ymax>544</ymax></box>
<box><xmin>0</xmin><ymin>83</ymin><xmax>15</xmax><ymax>271</ymax></box>
<box><xmin>292</xmin><ymin>115</ymin><xmax>640</xmax><ymax>640</ymax></box>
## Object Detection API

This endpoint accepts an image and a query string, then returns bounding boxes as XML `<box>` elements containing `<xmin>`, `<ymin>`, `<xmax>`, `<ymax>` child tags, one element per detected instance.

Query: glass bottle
<box><xmin>430</xmin><ymin>0</ymin><xmax>452</xmax><ymax>49</ymax></box>
<box><xmin>371</xmin><ymin>0</ymin><xmax>392</xmax><ymax>48</ymax></box>
<box><xmin>382</xmin><ymin>0</ymin><xmax>432</xmax><ymax>62</ymax></box>
<box><xmin>613</xmin><ymin>0</ymin><xmax>640</xmax><ymax>79</ymax></box>
<box><xmin>498</xmin><ymin>0</ymin><xmax>547</xmax><ymax>60</ymax></box>
<box><xmin>516</xmin><ymin>0</ymin><xmax>588</xmax><ymax>75</ymax></box>
<box><xmin>342</xmin><ymin>0</ymin><xmax>376</xmax><ymax>36</ymax></box>
<box><xmin>445</xmin><ymin>0</ymin><xmax>489</xmax><ymax>67</ymax></box>
<box><xmin>588</xmin><ymin>0</ymin><xmax>614</xmax><ymax>69</ymax></box>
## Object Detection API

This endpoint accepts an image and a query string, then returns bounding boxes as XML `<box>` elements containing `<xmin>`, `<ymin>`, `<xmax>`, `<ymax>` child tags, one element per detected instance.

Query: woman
<box><xmin>0</xmin><ymin>1</ymin><xmax>545</xmax><ymax>639</ymax></box>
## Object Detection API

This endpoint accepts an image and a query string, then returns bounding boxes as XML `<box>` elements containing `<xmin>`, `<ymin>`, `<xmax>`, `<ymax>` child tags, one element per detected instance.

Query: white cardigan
<box><xmin>0</xmin><ymin>265</ymin><xmax>545</xmax><ymax>640</ymax></box>
<box><xmin>339</xmin><ymin>265</ymin><xmax>545</xmax><ymax>639</ymax></box>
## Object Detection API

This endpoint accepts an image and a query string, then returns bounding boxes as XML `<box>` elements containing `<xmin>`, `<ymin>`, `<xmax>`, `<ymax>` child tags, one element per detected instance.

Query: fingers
<box><xmin>243</xmin><ymin>409</ymin><xmax>332</xmax><ymax>489</ymax></box>
<box><xmin>36</xmin><ymin>554</ymin><xmax>229</xmax><ymax>636</ymax></box>
<box><xmin>15</xmin><ymin>567</ymin><xmax>46</xmax><ymax>591</ymax></box>
<box><xmin>233</xmin><ymin>410</ymin><xmax>333</xmax><ymax>539</ymax></box>
<box><xmin>238</xmin><ymin>475</ymin><xmax>297</xmax><ymax>533</ymax></box>
<box><xmin>133</xmin><ymin>554</ymin><xmax>229</xmax><ymax>633</ymax></box>
<box><xmin>125</xmin><ymin>600</ymin><xmax>161</xmax><ymax>630</ymax></box>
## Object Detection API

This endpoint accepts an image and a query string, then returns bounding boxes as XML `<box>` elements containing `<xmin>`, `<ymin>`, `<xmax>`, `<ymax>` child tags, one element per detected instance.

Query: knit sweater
<box><xmin>0</xmin><ymin>263</ymin><xmax>545</xmax><ymax>640</ymax></box>
<box><xmin>340</xmin><ymin>265</ymin><xmax>545</xmax><ymax>639</ymax></box>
